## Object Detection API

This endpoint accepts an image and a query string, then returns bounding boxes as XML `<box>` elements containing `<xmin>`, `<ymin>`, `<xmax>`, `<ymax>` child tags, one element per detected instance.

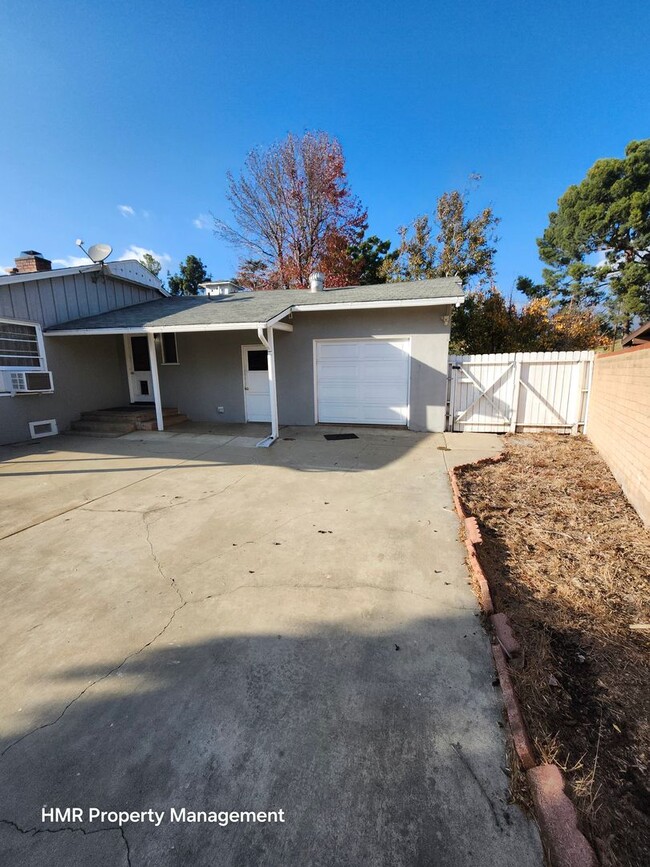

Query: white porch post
<box><xmin>257</xmin><ymin>324</ymin><xmax>279</xmax><ymax>442</ymax></box>
<box><xmin>146</xmin><ymin>332</ymin><xmax>164</xmax><ymax>431</ymax></box>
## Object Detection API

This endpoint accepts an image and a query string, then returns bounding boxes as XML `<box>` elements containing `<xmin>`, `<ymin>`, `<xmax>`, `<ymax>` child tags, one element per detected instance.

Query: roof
<box><xmin>622</xmin><ymin>320</ymin><xmax>650</xmax><ymax>347</ymax></box>
<box><xmin>46</xmin><ymin>278</ymin><xmax>463</xmax><ymax>334</ymax></box>
<box><xmin>0</xmin><ymin>260</ymin><xmax>166</xmax><ymax>295</ymax></box>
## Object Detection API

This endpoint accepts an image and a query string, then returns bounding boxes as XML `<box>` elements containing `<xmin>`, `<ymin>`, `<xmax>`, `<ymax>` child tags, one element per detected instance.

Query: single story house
<box><xmin>1</xmin><ymin>255</ymin><xmax>463</xmax><ymax>445</ymax></box>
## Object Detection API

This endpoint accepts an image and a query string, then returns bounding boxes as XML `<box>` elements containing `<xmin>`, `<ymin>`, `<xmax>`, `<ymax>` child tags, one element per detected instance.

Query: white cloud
<box><xmin>193</xmin><ymin>213</ymin><xmax>212</xmax><ymax>230</ymax></box>
<box><xmin>52</xmin><ymin>255</ymin><xmax>92</xmax><ymax>267</ymax></box>
<box><xmin>119</xmin><ymin>245</ymin><xmax>172</xmax><ymax>268</ymax></box>
<box><xmin>118</xmin><ymin>204</ymin><xmax>135</xmax><ymax>218</ymax></box>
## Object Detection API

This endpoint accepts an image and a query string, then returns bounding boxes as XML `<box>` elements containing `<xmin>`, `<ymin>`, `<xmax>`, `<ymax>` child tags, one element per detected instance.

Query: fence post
<box><xmin>509</xmin><ymin>354</ymin><xmax>522</xmax><ymax>433</ymax></box>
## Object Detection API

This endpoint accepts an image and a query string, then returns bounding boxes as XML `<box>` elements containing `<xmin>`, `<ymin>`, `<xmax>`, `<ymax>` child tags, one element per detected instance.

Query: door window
<box><xmin>131</xmin><ymin>336</ymin><xmax>150</xmax><ymax>371</ymax></box>
<box><xmin>247</xmin><ymin>349</ymin><xmax>268</xmax><ymax>371</ymax></box>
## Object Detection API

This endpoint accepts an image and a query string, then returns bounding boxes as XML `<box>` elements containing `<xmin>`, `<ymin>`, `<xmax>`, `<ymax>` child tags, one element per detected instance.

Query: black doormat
<box><xmin>323</xmin><ymin>433</ymin><xmax>359</xmax><ymax>441</ymax></box>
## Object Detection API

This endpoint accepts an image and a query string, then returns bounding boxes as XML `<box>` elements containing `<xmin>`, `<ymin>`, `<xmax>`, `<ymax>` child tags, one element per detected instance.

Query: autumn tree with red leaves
<box><xmin>217</xmin><ymin>132</ymin><xmax>368</xmax><ymax>290</ymax></box>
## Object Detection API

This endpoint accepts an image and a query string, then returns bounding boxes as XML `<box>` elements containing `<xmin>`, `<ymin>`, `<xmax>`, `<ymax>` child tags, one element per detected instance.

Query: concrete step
<box><xmin>136</xmin><ymin>413</ymin><xmax>188</xmax><ymax>431</ymax></box>
<box><xmin>71</xmin><ymin>420</ymin><xmax>137</xmax><ymax>434</ymax></box>
<box><xmin>81</xmin><ymin>407</ymin><xmax>182</xmax><ymax>423</ymax></box>
<box><xmin>65</xmin><ymin>429</ymin><xmax>128</xmax><ymax>438</ymax></box>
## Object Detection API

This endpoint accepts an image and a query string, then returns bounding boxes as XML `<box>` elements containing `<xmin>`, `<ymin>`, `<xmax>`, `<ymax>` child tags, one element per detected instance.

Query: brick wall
<box><xmin>587</xmin><ymin>344</ymin><xmax>650</xmax><ymax>526</ymax></box>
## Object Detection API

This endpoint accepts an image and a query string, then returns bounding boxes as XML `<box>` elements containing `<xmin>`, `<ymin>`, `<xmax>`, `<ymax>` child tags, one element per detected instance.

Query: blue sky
<box><xmin>1</xmin><ymin>0</ymin><xmax>648</xmax><ymax>299</ymax></box>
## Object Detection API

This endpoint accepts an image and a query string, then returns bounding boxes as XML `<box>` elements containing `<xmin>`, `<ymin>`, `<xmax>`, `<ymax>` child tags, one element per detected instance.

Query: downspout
<box><xmin>256</xmin><ymin>324</ymin><xmax>279</xmax><ymax>446</ymax></box>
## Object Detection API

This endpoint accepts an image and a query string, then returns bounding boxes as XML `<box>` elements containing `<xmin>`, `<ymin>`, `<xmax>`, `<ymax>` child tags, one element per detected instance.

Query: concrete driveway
<box><xmin>0</xmin><ymin>427</ymin><xmax>542</xmax><ymax>866</ymax></box>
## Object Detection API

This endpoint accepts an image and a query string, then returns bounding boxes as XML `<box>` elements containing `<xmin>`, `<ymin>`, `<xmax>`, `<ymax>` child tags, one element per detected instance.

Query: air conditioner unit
<box><xmin>2</xmin><ymin>370</ymin><xmax>54</xmax><ymax>394</ymax></box>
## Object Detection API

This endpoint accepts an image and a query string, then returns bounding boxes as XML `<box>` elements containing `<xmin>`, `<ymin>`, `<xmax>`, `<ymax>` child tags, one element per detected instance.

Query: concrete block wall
<box><xmin>586</xmin><ymin>345</ymin><xmax>650</xmax><ymax>526</ymax></box>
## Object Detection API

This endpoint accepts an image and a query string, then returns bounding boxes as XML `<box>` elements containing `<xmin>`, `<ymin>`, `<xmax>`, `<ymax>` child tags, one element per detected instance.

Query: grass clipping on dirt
<box><xmin>456</xmin><ymin>434</ymin><xmax>649</xmax><ymax>867</ymax></box>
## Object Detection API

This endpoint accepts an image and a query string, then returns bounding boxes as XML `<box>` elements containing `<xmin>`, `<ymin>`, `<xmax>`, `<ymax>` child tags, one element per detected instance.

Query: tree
<box><xmin>139</xmin><ymin>252</ymin><xmax>161</xmax><ymax>277</ymax></box>
<box><xmin>235</xmin><ymin>258</ymin><xmax>271</xmax><ymax>291</ymax></box>
<box><xmin>385</xmin><ymin>184</ymin><xmax>500</xmax><ymax>287</ymax></box>
<box><xmin>536</xmin><ymin>138</ymin><xmax>650</xmax><ymax>326</ymax></box>
<box><xmin>449</xmin><ymin>289</ymin><xmax>607</xmax><ymax>354</ymax></box>
<box><xmin>216</xmin><ymin>131</ymin><xmax>367</xmax><ymax>289</ymax></box>
<box><xmin>167</xmin><ymin>255</ymin><xmax>211</xmax><ymax>296</ymax></box>
<box><xmin>348</xmin><ymin>235</ymin><xmax>395</xmax><ymax>285</ymax></box>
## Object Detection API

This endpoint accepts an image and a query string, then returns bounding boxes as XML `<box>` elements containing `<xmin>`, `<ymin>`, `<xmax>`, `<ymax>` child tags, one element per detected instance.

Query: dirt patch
<box><xmin>456</xmin><ymin>434</ymin><xmax>649</xmax><ymax>867</ymax></box>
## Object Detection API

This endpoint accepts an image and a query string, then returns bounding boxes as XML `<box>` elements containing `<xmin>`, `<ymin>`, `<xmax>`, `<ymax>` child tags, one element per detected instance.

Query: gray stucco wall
<box><xmin>275</xmin><ymin>307</ymin><xmax>451</xmax><ymax>432</ymax></box>
<box><xmin>157</xmin><ymin>307</ymin><xmax>451</xmax><ymax>432</ymax></box>
<box><xmin>0</xmin><ymin>335</ymin><xmax>129</xmax><ymax>445</ymax></box>
<box><xmin>158</xmin><ymin>329</ymin><xmax>257</xmax><ymax>424</ymax></box>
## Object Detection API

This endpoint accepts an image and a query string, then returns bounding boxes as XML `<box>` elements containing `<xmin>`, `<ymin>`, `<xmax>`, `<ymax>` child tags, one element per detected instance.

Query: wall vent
<box><xmin>28</xmin><ymin>419</ymin><xmax>58</xmax><ymax>439</ymax></box>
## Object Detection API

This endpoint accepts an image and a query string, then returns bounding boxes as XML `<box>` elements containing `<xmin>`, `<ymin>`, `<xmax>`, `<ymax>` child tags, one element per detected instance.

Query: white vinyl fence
<box><xmin>446</xmin><ymin>351</ymin><xmax>594</xmax><ymax>433</ymax></box>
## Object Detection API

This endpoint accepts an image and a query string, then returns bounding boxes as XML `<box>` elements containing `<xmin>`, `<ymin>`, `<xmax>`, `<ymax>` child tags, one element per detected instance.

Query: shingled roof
<box><xmin>46</xmin><ymin>278</ymin><xmax>463</xmax><ymax>333</ymax></box>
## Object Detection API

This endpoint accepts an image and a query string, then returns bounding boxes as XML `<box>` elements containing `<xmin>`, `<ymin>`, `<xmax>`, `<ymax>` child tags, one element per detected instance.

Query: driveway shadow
<box><xmin>0</xmin><ymin>618</ymin><xmax>542</xmax><ymax>867</ymax></box>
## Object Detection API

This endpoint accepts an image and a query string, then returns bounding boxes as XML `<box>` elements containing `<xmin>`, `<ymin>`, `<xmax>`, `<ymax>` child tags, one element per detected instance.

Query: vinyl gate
<box><xmin>446</xmin><ymin>351</ymin><xmax>594</xmax><ymax>433</ymax></box>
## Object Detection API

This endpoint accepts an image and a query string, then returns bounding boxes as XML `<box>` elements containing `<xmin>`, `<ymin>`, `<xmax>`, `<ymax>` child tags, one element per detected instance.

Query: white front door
<box><xmin>242</xmin><ymin>345</ymin><xmax>271</xmax><ymax>421</ymax></box>
<box><xmin>125</xmin><ymin>335</ymin><xmax>154</xmax><ymax>403</ymax></box>
<box><xmin>315</xmin><ymin>338</ymin><xmax>410</xmax><ymax>425</ymax></box>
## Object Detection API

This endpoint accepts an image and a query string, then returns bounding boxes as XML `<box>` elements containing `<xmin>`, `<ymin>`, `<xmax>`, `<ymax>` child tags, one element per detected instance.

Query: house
<box><xmin>1</xmin><ymin>257</ymin><xmax>463</xmax><ymax>445</ymax></box>
<box><xmin>621</xmin><ymin>320</ymin><xmax>650</xmax><ymax>347</ymax></box>
<box><xmin>0</xmin><ymin>251</ymin><xmax>165</xmax><ymax>444</ymax></box>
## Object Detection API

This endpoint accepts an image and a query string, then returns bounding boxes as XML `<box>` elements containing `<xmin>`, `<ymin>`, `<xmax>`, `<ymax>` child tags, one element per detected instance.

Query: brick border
<box><xmin>448</xmin><ymin>460</ymin><xmax>597</xmax><ymax>867</ymax></box>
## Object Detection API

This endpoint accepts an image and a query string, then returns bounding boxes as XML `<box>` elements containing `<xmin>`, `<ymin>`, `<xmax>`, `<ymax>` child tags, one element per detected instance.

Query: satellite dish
<box><xmin>87</xmin><ymin>243</ymin><xmax>112</xmax><ymax>264</ymax></box>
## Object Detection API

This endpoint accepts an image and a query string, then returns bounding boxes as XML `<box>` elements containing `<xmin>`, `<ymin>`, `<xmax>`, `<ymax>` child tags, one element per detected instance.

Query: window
<box><xmin>247</xmin><ymin>349</ymin><xmax>268</xmax><ymax>371</ymax></box>
<box><xmin>0</xmin><ymin>319</ymin><xmax>46</xmax><ymax>370</ymax></box>
<box><xmin>161</xmin><ymin>332</ymin><xmax>179</xmax><ymax>365</ymax></box>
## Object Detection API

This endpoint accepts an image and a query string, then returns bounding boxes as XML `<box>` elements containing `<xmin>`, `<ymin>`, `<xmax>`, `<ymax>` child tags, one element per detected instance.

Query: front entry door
<box><xmin>242</xmin><ymin>345</ymin><xmax>271</xmax><ymax>421</ymax></box>
<box><xmin>126</xmin><ymin>335</ymin><xmax>154</xmax><ymax>402</ymax></box>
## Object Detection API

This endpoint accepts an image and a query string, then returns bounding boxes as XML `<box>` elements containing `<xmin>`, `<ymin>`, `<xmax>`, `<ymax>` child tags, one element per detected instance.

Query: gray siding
<box><xmin>0</xmin><ymin>335</ymin><xmax>130</xmax><ymax>445</ymax></box>
<box><xmin>158</xmin><ymin>307</ymin><xmax>451</xmax><ymax>432</ymax></box>
<box><xmin>0</xmin><ymin>272</ymin><xmax>160</xmax><ymax>329</ymax></box>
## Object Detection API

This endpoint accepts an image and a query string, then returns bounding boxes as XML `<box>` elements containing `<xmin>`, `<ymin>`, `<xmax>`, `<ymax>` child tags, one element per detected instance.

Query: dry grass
<box><xmin>456</xmin><ymin>434</ymin><xmax>650</xmax><ymax>867</ymax></box>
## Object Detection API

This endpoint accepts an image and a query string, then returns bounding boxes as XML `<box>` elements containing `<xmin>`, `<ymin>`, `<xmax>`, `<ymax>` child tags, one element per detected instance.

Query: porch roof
<box><xmin>45</xmin><ymin>278</ymin><xmax>463</xmax><ymax>334</ymax></box>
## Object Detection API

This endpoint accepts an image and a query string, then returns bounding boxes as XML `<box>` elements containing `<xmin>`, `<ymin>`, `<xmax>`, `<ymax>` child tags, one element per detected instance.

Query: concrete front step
<box><xmin>80</xmin><ymin>407</ymin><xmax>181</xmax><ymax>423</ymax></box>
<box><xmin>71</xmin><ymin>420</ymin><xmax>137</xmax><ymax>434</ymax></box>
<box><xmin>137</xmin><ymin>414</ymin><xmax>188</xmax><ymax>431</ymax></box>
<box><xmin>70</xmin><ymin>407</ymin><xmax>187</xmax><ymax>436</ymax></box>
<box><xmin>66</xmin><ymin>429</ymin><xmax>128</xmax><ymax>438</ymax></box>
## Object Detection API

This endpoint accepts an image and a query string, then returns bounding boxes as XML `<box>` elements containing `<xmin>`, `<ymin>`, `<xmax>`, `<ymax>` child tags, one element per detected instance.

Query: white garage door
<box><xmin>315</xmin><ymin>339</ymin><xmax>410</xmax><ymax>425</ymax></box>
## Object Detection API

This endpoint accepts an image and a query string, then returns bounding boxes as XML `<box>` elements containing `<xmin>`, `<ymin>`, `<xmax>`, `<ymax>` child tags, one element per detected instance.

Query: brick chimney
<box><xmin>14</xmin><ymin>250</ymin><xmax>52</xmax><ymax>274</ymax></box>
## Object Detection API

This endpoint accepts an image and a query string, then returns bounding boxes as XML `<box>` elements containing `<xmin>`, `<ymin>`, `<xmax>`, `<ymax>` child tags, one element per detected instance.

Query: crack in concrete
<box><xmin>451</xmin><ymin>742</ymin><xmax>503</xmax><ymax>830</ymax></box>
<box><xmin>81</xmin><ymin>474</ymin><xmax>247</xmax><ymax>520</ymax></box>
<box><xmin>0</xmin><ymin>441</ymin><xmax>244</xmax><ymax>542</ymax></box>
<box><xmin>197</xmin><ymin>579</ymin><xmax>475</xmax><ymax>608</ymax></box>
<box><xmin>0</xmin><ymin>600</ymin><xmax>186</xmax><ymax>759</ymax></box>
<box><xmin>142</xmin><ymin>513</ymin><xmax>185</xmax><ymax>607</ymax></box>
<box><xmin>0</xmin><ymin>818</ymin><xmax>131</xmax><ymax>866</ymax></box>
<box><xmin>0</xmin><ymin>477</ymin><xmax>250</xmax><ymax>761</ymax></box>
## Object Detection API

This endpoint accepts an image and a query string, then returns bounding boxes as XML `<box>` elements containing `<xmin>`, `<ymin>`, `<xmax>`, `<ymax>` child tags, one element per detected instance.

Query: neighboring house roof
<box><xmin>0</xmin><ymin>260</ymin><xmax>166</xmax><ymax>295</ymax></box>
<box><xmin>46</xmin><ymin>278</ymin><xmax>463</xmax><ymax>334</ymax></box>
<box><xmin>622</xmin><ymin>321</ymin><xmax>650</xmax><ymax>347</ymax></box>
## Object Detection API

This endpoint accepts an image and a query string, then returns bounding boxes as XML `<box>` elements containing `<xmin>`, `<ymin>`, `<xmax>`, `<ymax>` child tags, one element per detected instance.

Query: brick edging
<box><xmin>448</xmin><ymin>462</ymin><xmax>597</xmax><ymax>867</ymax></box>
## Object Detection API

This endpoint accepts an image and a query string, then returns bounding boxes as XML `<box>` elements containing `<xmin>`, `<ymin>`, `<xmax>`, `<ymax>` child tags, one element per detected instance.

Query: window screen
<box><xmin>161</xmin><ymin>333</ymin><xmax>179</xmax><ymax>364</ymax></box>
<box><xmin>247</xmin><ymin>349</ymin><xmax>268</xmax><ymax>371</ymax></box>
<box><xmin>0</xmin><ymin>321</ymin><xmax>42</xmax><ymax>368</ymax></box>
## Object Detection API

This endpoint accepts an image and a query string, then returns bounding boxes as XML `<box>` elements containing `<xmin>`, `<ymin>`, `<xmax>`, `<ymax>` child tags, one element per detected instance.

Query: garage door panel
<box><xmin>360</xmin><ymin>382</ymin><xmax>407</xmax><ymax>402</ymax></box>
<box><xmin>359</xmin><ymin>342</ymin><xmax>407</xmax><ymax>361</ymax></box>
<box><xmin>359</xmin><ymin>360</ymin><xmax>408</xmax><ymax>382</ymax></box>
<box><xmin>316</xmin><ymin>339</ymin><xmax>409</xmax><ymax>426</ymax></box>
<box><xmin>361</xmin><ymin>404</ymin><xmax>407</xmax><ymax>423</ymax></box>
<box><xmin>318</xmin><ymin>343</ymin><xmax>361</xmax><ymax>360</ymax></box>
